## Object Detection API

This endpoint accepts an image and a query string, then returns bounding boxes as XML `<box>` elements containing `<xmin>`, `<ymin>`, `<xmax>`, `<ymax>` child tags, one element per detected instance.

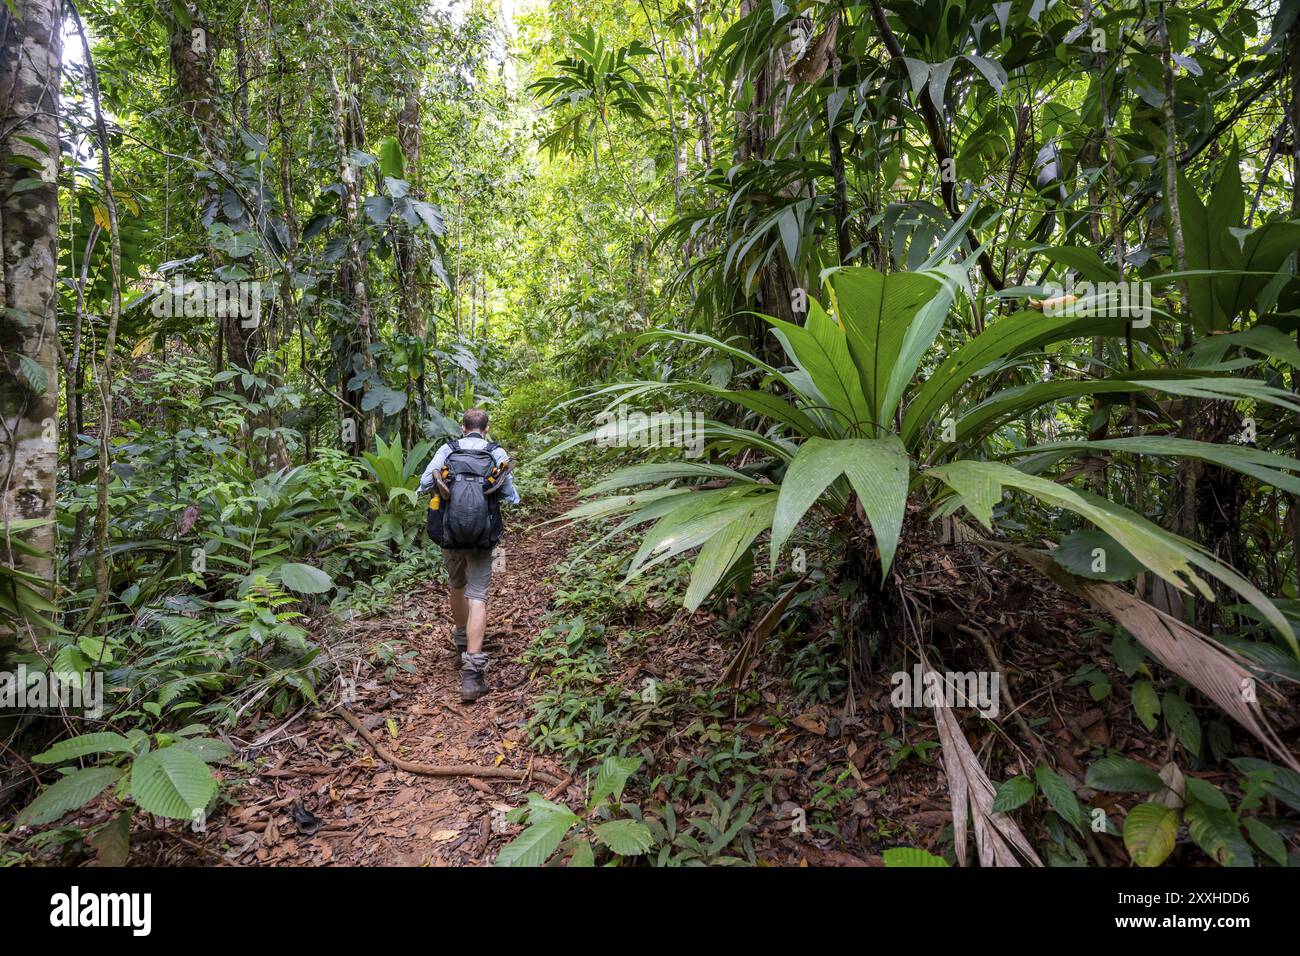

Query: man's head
<box><xmin>462</xmin><ymin>408</ymin><xmax>489</xmax><ymax>436</ymax></box>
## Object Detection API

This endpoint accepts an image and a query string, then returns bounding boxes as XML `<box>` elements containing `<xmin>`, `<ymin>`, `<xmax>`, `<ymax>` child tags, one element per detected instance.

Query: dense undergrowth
<box><xmin>6</xmin><ymin>0</ymin><xmax>1300</xmax><ymax>870</ymax></box>
<box><xmin>501</xmin><ymin>455</ymin><xmax>1300</xmax><ymax>866</ymax></box>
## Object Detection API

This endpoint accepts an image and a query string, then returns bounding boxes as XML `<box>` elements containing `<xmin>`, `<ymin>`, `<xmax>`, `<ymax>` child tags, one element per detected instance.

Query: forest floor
<box><xmin>182</xmin><ymin>480</ymin><xmax>585</xmax><ymax>866</ymax></box>
<box><xmin>120</xmin><ymin>474</ymin><xmax>1291</xmax><ymax>868</ymax></box>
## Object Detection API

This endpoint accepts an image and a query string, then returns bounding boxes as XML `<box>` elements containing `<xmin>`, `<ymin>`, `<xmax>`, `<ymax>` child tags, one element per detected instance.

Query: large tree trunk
<box><xmin>0</xmin><ymin>0</ymin><xmax>63</xmax><ymax>660</ymax></box>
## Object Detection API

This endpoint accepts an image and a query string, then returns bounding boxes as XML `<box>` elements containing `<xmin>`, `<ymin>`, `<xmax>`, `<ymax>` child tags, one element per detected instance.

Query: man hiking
<box><xmin>418</xmin><ymin>409</ymin><xmax>519</xmax><ymax>702</ymax></box>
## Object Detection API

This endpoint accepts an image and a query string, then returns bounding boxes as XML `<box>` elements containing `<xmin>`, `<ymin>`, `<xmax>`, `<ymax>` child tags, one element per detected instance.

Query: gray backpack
<box><xmin>430</xmin><ymin>439</ymin><xmax>508</xmax><ymax>550</ymax></box>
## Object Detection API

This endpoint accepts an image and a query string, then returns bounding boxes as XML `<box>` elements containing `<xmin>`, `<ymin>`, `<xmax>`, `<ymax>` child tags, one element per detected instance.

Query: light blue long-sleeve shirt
<box><xmin>418</xmin><ymin>432</ymin><xmax>520</xmax><ymax>505</ymax></box>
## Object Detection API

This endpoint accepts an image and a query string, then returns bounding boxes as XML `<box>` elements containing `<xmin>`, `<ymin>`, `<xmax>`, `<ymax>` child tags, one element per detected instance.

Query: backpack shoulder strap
<box><xmin>448</xmin><ymin>438</ymin><xmax>462</xmax><ymax>453</ymax></box>
<box><xmin>486</xmin><ymin>441</ymin><xmax>500</xmax><ymax>453</ymax></box>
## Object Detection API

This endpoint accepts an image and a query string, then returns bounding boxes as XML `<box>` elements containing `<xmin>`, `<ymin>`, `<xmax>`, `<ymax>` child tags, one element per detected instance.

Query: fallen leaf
<box><xmin>792</xmin><ymin>714</ymin><xmax>826</xmax><ymax>735</ymax></box>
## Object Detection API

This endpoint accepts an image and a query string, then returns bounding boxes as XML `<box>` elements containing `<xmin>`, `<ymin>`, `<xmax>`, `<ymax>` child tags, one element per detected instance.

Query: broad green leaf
<box><xmin>494</xmin><ymin>811</ymin><xmax>579</xmax><ymax>867</ymax></box>
<box><xmin>684</xmin><ymin>502</ymin><xmax>773</xmax><ymax>611</ymax></box>
<box><xmin>593</xmin><ymin>819</ymin><xmax>654</xmax><ymax>856</ymax></box>
<box><xmin>770</xmin><ymin>436</ymin><xmax>910</xmax><ymax>575</ymax></box>
<box><xmin>1123</xmin><ymin>803</ymin><xmax>1181</xmax><ymax>867</ymax></box>
<box><xmin>991</xmin><ymin>775</ymin><xmax>1035</xmax><ymax>813</ymax></box>
<box><xmin>376</xmin><ymin>135</ymin><xmax>405</xmax><ymax>178</ymax></box>
<box><xmin>577</xmin><ymin>377</ymin><xmax>821</xmax><ymax>437</ymax></box>
<box><xmin>173</xmin><ymin>736</ymin><xmax>235</xmax><ymax>765</ymax></box>
<box><xmin>1013</xmin><ymin>437</ymin><xmax>1300</xmax><ymax>499</ymax></box>
<box><xmin>1218</xmin><ymin>222</ymin><xmax>1300</xmax><ymax>317</ymax></box>
<box><xmin>902</xmin><ymin>309</ymin><xmax>1141</xmax><ymax>445</ymax></box>
<box><xmin>541</xmin><ymin>418</ymin><xmax>791</xmax><ymax>466</ymax></box>
<box><xmin>1131</xmin><ymin>680</ymin><xmax>1161</xmax><ymax>732</ymax></box>
<box><xmin>32</xmin><ymin>732</ymin><xmax>133</xmax><ymax>765</ymax></box>
<box><xmin>1184</xmin><ymin>801</ymin><xmax>1253</xmax><ymax>867</ymax></box>
<box><xmin>1175</xmin><ymin>161</ymin><xmax>1242</xmax><ymax>333</ymax></box>
<box><xmin>1185</xmin><ymin>777</ymin><xmax>1230</xmax><ymax>810</ymax></box>
<box><xmin>766</xmin><ymin>299</ymin><xmax>871</xmax><ymax>431</ymax></box>
<box><xmin>957</xmin><ymin>374</ymin><xmax>1300</xmax><ymax>447</ymax></box>
<box><xmin>360</xmin><ymin>383</ymin><xmax>406</xmax><ymax>416</ymax></box>
<box><xmin>1052</xmin><ymin>531</ymin><xmax>1144</xmax><ymax>581</ymax></box>
<box><xmin>1186</xmin><ymin>323</ymin><xmax>1300</xmax><ymax>370</ymax></box>
<box><xmin>1085</xmin><ymin>756</ymin><xmax>1164</xmax><ymax>793</ymax></box>
<box><xmin>633</xmin><ymin>329</ymin><xmax>788</xmax><ymax>385</ymax></box>
<box><xmin>556</xmin><ymin>486</ymin><xmax>688</xmax><ymax>523</ymax></box>
<box><xmin>567</xmin><ymin>839</ymin><xmax>596</xmax><ymax>867</ymax></box>
<box><xmin>17</xmin><ymin>767</ymin><xmax>125</xmax><ymax>827</ymax></box>
<box><xmin>928</xmin><ymin>460</ymin><xmax>1294</xmax><ymax>647</ymax></box>
<box><xmin>128</xmin><ymin>747</ymin><xmax>217</xmax><ymax>820</ymax></box>
<box><xmin>589</xmin><ymin>756</ymin><xmax>643</xmax><ymax>808</ymax></box>
<box><xmin>882</xmin><ymin>846</ymin><xmax>949</xmax><ymax>867</ymax></box>
<box><xmin>625</xmin><ymin>487</ymin><xmax>774</xmax><ymax>581</ymax></box>
<box><xmin>277</xmin><ymin>562</ymin><xmax>334</xmax><ymax>594</ymax></box>
<box><xmin>1041</xmin><ymin>244</ymin><xmax>1120</xmax><ymax>282</ymax></box>
<box><xmin>1035</xmin><ymin>764</ymin><xmax>1084</xmax><ymax>834</ymax></box>
<box><xmin>1162</xmin><ymin>693</ymin><xmax>1202</xmax><ymax>757</ymax></box>
<box><xmin>1244</xmin><ymin>817</ymin><xmax>1287</xmax><ymax>865</ymax></box>
<box><xmin>823</xmin><ymin>266</ymin><xmax>947</xmax><ymax>428</ymax></box>
<box><xmin>1230</xmin><ymin>758</ymin><xmax>1300</xmax><ymax>813</ymax></box>
<box><xmin>584</xmin><ymin>462</ymin><xmax>757</xmax><ymax>495</ymax></box>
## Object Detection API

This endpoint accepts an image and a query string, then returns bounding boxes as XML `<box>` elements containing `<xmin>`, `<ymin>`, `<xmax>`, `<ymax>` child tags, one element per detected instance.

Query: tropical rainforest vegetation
<box><xmin>2</xmin><ymin>0</ymin><xmax>1300</xmax><ymax>870</ymax></box>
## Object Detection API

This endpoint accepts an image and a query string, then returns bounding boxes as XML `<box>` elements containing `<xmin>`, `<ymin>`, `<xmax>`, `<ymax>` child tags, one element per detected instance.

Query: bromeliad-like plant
<box><xmin>548</xmin><ymin>262</ymin><xmax>1298</xmax><ymax>636</ymax></box>
<box><xmin>362</xmin><ymin>433</ymin><xmax>435</xmax><ymax>550</ymax></box>
<box><xmin>541</xmin><ymin>258</ymin><xmax>1300</xmax><ymax>775</ymax></box>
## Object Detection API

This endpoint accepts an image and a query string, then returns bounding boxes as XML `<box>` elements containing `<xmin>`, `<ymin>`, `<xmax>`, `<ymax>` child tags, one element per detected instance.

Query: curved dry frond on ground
<box><xmin>1004</xmin><ymin>545</ymin><xmax>1299</xmax><ymax>773</ymax></box>
<box><xmin>916</xmin><ymin>647</ymin><xmax>1043</xmax><ymax>867</ymax></box>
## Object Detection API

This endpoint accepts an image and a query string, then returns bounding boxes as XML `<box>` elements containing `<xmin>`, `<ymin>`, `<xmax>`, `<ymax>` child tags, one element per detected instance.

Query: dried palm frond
<box><xmin>916</xmin><ymin>646</ymin><xmax>1044</xmax><ymax>867</ymax></box>
<box><xmin>717</xmin><ymin>573</ymin><xmax>807</xmax><ymax>689</ymax></box>
<box><xmin>1006</xmin><ymin>545</ymin><xmax>1299</xmax><ymax>773</ymax></box>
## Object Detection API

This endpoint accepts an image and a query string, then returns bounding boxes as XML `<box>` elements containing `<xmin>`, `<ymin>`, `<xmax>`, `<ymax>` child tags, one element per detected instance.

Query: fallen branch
<box><xmin>544</xmin><ymin>773</ymin><xmax>574</xmax><ymax>802</ymax></box>
<box><xmin>334</xmin><ymin>709</ymin><xmax>563</xmax><ymax>787</ymax></box>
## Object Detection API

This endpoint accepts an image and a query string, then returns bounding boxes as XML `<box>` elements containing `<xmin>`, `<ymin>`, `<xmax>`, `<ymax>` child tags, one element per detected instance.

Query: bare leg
<box><xmin>466</xmin><ymin>599</ymin><xmax>488</xmax><ymax>653</ymax></box>
<box><xmin>450</xmin><ymin>586</ymin><xmax>468</xmax><ymax>631</ymax></box>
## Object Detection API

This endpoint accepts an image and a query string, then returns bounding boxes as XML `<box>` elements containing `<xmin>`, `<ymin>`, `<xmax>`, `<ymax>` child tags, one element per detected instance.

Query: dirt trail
<box><xmin>212</xmin><ymin>480</ymin><xmax>580</xmax><ymax>866</ymax></box>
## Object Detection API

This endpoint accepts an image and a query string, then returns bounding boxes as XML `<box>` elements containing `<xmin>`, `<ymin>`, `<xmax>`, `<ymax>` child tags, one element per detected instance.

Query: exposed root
<box><xmin>334</xmin><ymin>708</ymin><xmax>564</xmax><ymax>787</ymax></box>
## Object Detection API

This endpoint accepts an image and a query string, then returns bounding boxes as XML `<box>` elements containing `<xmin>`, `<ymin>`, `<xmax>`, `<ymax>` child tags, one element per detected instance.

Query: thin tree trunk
<box><xmin>396</xmin><ymin>86</ymin><xmax>422</xmax><ymax>449</ymax></box>
<box><xmin>1159</xmin><ymin>0</ymin><xmax>1198</xmax><ymax>621</ymax></box>
<box><xmin>170</xmin><ymin>4</ymin><xmax>287</xmax><ymax>471</ymax></box>
<box><xmin>736</xmin><ymin>0</ymin><xmax>799</xmax><ymax>362</ymax></box>
<box><xmin>329</xmin><ymin>64</ymin><xmax>375</xmax><ymax>455</ymax></box>
<box><xmin>67</xmin><ymin>0</ymin><xmax>122</xmax><ymax>638</ymax></box>
<box><xmin>1289</xmin><ymin>12</ymin><xmax>1300</xmax><ymax>597</ymax></box>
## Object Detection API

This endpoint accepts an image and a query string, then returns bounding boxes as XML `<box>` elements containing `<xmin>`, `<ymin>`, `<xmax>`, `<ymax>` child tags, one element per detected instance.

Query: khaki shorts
<box><xmin>443</xmin><ymin>548</ymin><xmax>493</xmax><ymax>603</ymax></box>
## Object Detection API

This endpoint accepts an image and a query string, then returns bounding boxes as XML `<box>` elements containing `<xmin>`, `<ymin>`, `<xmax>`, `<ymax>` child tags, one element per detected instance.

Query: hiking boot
<box><xmin>460</xmin><ymin>652</ymin><xmax>490</xmax><ymax>702</ymax></box>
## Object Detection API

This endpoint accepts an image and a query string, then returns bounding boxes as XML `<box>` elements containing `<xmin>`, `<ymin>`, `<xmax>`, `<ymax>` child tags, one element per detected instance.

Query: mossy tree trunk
<box><xmin>0</xmin><ymin>0</ymin><xmax>63</xmax><ymax>661</ymax></box>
